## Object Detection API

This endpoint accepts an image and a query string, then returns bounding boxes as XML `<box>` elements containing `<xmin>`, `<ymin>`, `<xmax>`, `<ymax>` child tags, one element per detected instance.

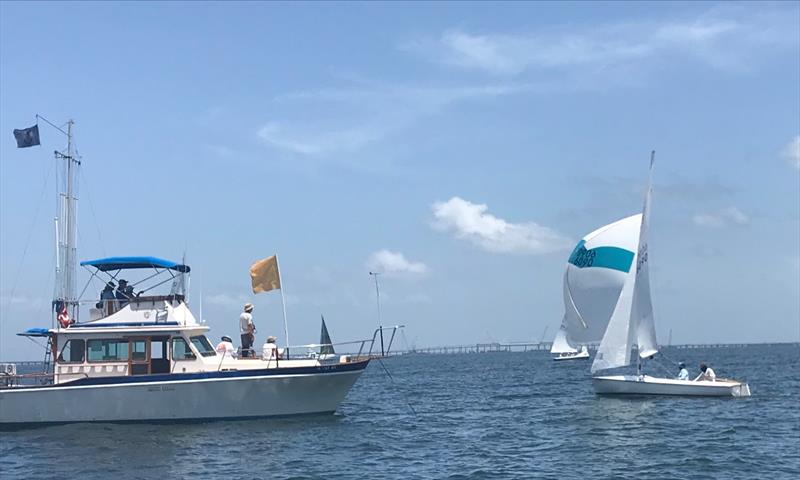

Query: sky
<box><xmin>1</xmin><ymin>1</ymin><xmax>798</xmax><ymax>360</ymax></box>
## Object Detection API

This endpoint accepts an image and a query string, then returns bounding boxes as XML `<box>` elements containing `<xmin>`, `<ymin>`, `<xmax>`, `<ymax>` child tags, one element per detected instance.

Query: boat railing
<box><xmin>1</xmin><ymin>371</ymin><xmax>90</xmax><ymax>388</ymax></box>
<box><xmin>238</xmin><ymin>325</ymin><xmax>405</xmax><ymax>364</ymax></box>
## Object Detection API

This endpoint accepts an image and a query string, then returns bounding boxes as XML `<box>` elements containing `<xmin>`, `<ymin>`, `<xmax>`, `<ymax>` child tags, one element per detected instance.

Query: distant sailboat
<box><xmin>552</xmin><ymin>210</ymin><xmax>642</xmax><ymax>361</ymax></box>
<box><xmin>551</xmin><ymin>326</ymin><xmax>589</xmax><ymax>361</ymax></box>
<box><xmin>591</xmin><ymin>152</ymin><xmax>750</xmax><ymax>397</ymax></box>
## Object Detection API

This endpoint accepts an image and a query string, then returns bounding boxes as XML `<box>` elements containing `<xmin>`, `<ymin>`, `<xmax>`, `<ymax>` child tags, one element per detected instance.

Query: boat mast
<box><xmin>54</xmin><ymin>119</ymin><xmax>80</xmax><ymax>323</ymax></box>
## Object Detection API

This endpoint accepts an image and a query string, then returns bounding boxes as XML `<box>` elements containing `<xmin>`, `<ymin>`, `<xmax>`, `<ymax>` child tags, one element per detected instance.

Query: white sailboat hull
<box><xmin>553</xmin><ymin>350</ymin><xmax>590</xmax><ymax>361</ymax></box>
<box><xmin>592</xmin><ymin>375</ymin><xmax>751</xmax><ymax>397</ymax></box>
<box><xmin>0</xmin><ymin>365</ymin><xmax>367</xmax><ymax>425</ymax></box>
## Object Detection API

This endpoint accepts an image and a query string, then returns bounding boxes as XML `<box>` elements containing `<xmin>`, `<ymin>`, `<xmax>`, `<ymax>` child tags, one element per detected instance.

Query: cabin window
<box><xmin>131</xmin><ymin>340</ymin><xmax>148</xmax><ymax>361</ymax></box>
<box><xmin>171</xmin><ymin>337</ymin><xmax>195</xmax><ymax>360</ymax></box>
<box><xmin>190</xmin><ymin>335</ymin><xmax>217</xmax><ymax>357</ymax></box>
<box><xmin>87</xmin><ymin>339</ymin><xmax>130</xmax><ymax>362</ymax></box>
<box><xmin>58</xmin><ymin>339</ymin><xmax>85</xmax><ymax>363</ymax></box>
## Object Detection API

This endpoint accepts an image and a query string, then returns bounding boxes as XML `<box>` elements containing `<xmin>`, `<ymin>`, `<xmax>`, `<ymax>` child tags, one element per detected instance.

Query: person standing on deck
<box><xmin>240</xmin><ymin>303</ymin><xmax>256</xmax><ymax>357</ymax></box>
<box><xmin>677</xmin><ymin>362</ymin><xmax>690</xmax><ymax>381</ymax></box>
<box><xmin>694</xmin><ymin>363</ymin><xmax>716</xmax><ymax>382</ymax></box>
<box><xmin>116</xmin><ymin>279</ymin><xmax>130</xmax><ymax>308</ymax></box>
<box><xmin>98</xmin><ymin>282</ymin><xmax>116</xmax><ymax>314</ymax></box>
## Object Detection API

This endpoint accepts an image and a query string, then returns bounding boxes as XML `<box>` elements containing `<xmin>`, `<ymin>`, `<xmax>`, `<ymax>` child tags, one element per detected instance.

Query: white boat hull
<box><xmin>553</xmin><ymin>351</ymin><xmax>590</xmax><ymax>361</ymax></box>
<box><xmin>592</xmin><ymin>374</ymin><xmax>751</xmax><ymax>397</ymax></box>
<box><xmin>0</xmin><ymin>362</ymin><xmax>368</xmax><ymax>425</ymax></box>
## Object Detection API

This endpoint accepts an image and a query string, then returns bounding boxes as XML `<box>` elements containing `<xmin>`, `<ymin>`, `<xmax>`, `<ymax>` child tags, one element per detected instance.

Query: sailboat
<box><xmin>551</xmin><ymin>326</ymin><xmax>589</xmax><ymax>361</ymax></box>
<box><xmin>552</xmin><ymin>208</ymin><xmax>643</xmax><ymax>361</ymax></box>
<box><xmin>591</xmin><ymin>152</ymin><xmax>751</xmax><ymax>397</ymax></box>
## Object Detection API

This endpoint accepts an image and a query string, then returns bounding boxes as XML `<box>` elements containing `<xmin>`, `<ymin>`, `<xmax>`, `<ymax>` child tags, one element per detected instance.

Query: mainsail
<box><xmin>633</xmin><ymin>154</ymin><xmax>658</xmax><ymax>358</ymax></box>
<box><xmin>591</xmin><ymin>153</ymin><xmax>658</xmax><ymax>373</ymax></box>
<box><xmin>319</xmin><ymin>315</ymin><xmax>335</xmax><ymax>355</ymax></box>
<box><xmin>550</xmin><ymin>324</ymin><xmax>578</xmax><ymax>354</ymax></box>
<box><xmin>560</xmin><ymin>214</ymin><xmax>641</xmax><ymax>346</ymax></box>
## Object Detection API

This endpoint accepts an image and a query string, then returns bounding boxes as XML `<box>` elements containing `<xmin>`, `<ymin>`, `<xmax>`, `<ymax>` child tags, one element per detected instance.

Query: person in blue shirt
<box><xmin>677</xmin><ymin>362</ymin><xmax>690</xmax><ymax>381</ymax></box>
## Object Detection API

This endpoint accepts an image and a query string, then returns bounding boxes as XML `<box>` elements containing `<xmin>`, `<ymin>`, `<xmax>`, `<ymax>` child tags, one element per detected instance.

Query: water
<box><xmin>2</xmin><ymin>344</ymin><xmax>798</xmax><ymax>479</ymax></box>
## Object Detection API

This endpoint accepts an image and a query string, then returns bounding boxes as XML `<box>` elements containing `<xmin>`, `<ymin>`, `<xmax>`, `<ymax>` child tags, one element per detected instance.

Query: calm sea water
<box><xmin>2</xmin><ymin>344</ymin><xmax>798</xmax><ymax>479</ymax></box>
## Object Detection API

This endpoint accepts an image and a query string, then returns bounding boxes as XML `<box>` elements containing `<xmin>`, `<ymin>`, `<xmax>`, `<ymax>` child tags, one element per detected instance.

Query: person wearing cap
<box><xmin>116</xmin><ymin>279</ymin><xmax>130</xmax><ymax>308</ymax></box>
<box><xmin>694</xmin><ymin>363</ymin><xmax>716</xmax><ymax>382</ymax></box>
<box><xmin>216</xmin><ymin>335</ymin><xmax>237</xmax><ymax>358</ymax></box>
<box><xmin>262</xmin><ymin>335</ymin><xmax>278</xmax><ymax>361</ymax></box>
<box><xmin>239</xmin><ymin>303</ymin><xmax>256</xmax><ymax>358</ymax></box>
<box><xmin>677</xmin><ymin>362</ymin><xmax>689</xmax><ymax>381</ymax></box>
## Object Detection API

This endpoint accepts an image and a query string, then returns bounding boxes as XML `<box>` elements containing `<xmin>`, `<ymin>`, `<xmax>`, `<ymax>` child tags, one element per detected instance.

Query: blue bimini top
<box><xmin>80</xmin><ymin>256</ymin><xmax>190</xmax><ymax>273</ymax></box>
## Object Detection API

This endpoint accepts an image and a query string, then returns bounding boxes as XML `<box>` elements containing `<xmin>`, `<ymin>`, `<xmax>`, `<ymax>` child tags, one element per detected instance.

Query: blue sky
<box><xmin>1</xmin><ymin>1</ymin><xmax>798</xmax><ymax>360</ymax></box>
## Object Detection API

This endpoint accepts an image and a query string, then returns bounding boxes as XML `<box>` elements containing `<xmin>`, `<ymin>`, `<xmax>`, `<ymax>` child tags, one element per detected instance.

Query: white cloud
<box><xmin>405</xmin><ymin>293</ymin><xmax>433</xmax><ymax>304</ymax></box>
<box><xmin>403</xmin><ymin>6</ymin><xmax>796</xmax><ymax>75</ymax></box>
<box><xmin>206</xmin><ymin>292</ymin><xmax>250</xmax><ymax>308</ymax></box>
<box><xmin>781</xmin><ymin>135</ymin><xmax>800</xmax><ymax>170</ymax></box>
<box><xmin>367</xmin><ymin>250</ymin><xmax>429</xmax><ymax>275</ymax></box>
<box><xmin>431</xmin><ymin>196</ymin><xmax>571</xmax><ymax>254</ymax></box>
<box><xmin>693</xmin><ymin>206</ymin><xmax>750</xmax><ymax>227</ymax></box>
<box><xmin>257</xmin><ymin>82</ymin><xmax>538</xmax><ymax>158</ymax></box>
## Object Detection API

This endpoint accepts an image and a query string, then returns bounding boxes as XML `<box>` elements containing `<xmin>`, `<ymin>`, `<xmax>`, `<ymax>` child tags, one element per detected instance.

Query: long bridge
<box><xmin>391</xmin><ymin>341</ymin><xmax>798</xmax><ymax>356</ymax></box>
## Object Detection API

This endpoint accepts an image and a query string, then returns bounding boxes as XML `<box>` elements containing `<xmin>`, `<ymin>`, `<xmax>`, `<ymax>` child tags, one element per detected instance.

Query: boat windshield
<box><xmin>190</xmin><ymin>335</ymin><xmax>217</xmax><ymax>357</ymax></box>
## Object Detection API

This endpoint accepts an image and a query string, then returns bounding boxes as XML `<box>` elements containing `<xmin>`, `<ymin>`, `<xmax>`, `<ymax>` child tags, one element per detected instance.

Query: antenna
<box><xmin>369</xmin><ymin>271</ymin><xmax>384</xmax><ymax>356</ymax></box>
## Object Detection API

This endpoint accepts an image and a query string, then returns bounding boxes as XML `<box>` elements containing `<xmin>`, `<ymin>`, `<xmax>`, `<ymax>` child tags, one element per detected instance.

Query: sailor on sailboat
<box><xmin>591</xmin><ymin>152</ymin><xmax>750</xmax><ymax>397</ymax></box>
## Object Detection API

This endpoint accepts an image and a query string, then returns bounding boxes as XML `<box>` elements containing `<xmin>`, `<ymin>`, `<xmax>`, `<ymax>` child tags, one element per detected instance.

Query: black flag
<box><xmin>13</xmin><ymin>125</ymin><xmax>40</xmax><ymax>148</ymax></box>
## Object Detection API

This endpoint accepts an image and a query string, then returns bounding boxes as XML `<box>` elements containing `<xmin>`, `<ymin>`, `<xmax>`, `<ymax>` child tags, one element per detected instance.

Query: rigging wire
<box><xmin>377</xmin><ymin>358</ymin><xmax>417</xmax><ymax>417</ymax></box>
<box><xmin>1</xmin><ymin>157</ymin><xmax>56</xmax><ymax>358</ymax></box>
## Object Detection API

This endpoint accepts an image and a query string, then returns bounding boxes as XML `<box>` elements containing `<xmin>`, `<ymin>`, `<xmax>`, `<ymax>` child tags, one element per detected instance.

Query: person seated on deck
<box><xmin>694</xmin><ymin>363</ymin><xmax>716</xmax><ymax>382</ymax></box>
<box><xmin>677</xmin><ymin>362</ymin><xmax>690</xmax><ymax>381</ymax></box>
<box><xmin>116</xmin><ymin>279</ymin><xmax>130</xmax><ymax>308</ymax></box>
<box><xmin>216</xmin><ymin>335</ymin><xmax>237</xmax><ymax>358</ymax></box>
<box><xmin>262</xmin><ymin>336</ymin><xmax>278</xmax><ymax>361</ymax></box>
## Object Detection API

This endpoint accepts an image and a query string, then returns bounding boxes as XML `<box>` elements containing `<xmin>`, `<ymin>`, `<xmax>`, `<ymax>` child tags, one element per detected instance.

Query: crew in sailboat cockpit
<box><xmin>694</xmin><ymin>363</ymin><xmax>716</xmax><ymax>382</ymax></box>
<box><xmin>677</xmin><ymin>362</ymin><xmax>689</xmax><ymax>381</ymax></box>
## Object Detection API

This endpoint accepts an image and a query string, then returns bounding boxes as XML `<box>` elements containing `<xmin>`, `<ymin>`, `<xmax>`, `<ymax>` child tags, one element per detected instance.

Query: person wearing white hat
<box><xmin>262</xmin><ymin>335</ymin><xmax>278</xmax><ymax>361</ymax></box>
<box><xmin>239</xmin><ymin>303</ymin><xmax>256</xmax><ymax>357</ymax></box>
<box><xmin>216</xmin><ymin>335</ymin><xmax>237</xmax><ymax>358</ymax></box>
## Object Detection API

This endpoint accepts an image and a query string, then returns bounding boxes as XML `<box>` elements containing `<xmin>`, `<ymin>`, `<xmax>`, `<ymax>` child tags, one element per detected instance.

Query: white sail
<box><xmin>550</xmin><ymin>324</ymin><xmax>578</xmax><ymax>354</ymax></box>
<box><xmin>591</xmin><ymin>261</ymin><xmax>637</xmax><ymax>373</ymax></box>
<box><xmin>633</xmin><ymin>154</ymin><xmax>658</xmax><ymax>358</ymax></box>
<box><xmin>560</xmin><ymin>214</ymin><xmax>642</xmax><ymax>345</ymax></box>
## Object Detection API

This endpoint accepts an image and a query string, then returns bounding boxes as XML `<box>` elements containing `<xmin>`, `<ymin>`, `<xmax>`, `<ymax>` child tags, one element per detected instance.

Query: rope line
<box><xmin>1</xmin><ymin>158</ymin><xmax>55</xmax><ymax>358</ymax></box>
<box><xmin>377</xmin><ymin>358</ymin><xmax>417</xmax><ymax>416</ymax></box>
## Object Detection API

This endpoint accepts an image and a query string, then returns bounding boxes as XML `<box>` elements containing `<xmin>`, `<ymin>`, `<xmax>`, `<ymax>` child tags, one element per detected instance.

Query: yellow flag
<box><xmin>250</xmin><ymin>255</ymin><xmax>281</xmax><ymax>294</ymax></box>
